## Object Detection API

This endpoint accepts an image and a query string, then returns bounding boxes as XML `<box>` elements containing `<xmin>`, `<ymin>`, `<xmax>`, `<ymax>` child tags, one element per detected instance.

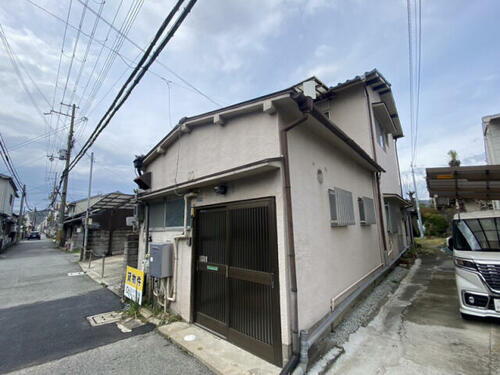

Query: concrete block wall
<box><xmin>125</xmin><ymin>234</ymin><xmax>139</xmax><ymax>268</ymax></box>
<box><xmin>110</xmin><ymin>229</ymin><xmax>130</xmax><ymax>255</ymax></box>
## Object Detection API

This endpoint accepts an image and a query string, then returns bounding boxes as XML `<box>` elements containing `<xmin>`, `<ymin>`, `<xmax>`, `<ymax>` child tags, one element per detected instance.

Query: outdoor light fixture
<box><xmin>214</xmin><ymin>184</ymin><xmax>228</xmax><ymax>195</ymax></box>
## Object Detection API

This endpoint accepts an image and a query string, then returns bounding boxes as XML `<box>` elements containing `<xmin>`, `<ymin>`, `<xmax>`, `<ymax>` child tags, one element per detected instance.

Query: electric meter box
<box><xmin>149</xmin><ymin>242</ymin><xmax>173</xmax><ymax>278</ymax></box>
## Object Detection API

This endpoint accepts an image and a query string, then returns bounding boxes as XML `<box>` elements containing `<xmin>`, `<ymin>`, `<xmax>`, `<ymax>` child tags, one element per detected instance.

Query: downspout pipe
<box><xmin>167</xmin><ymin>192</ymin><xmax>197</xmax><ymax>302</ymax></box>
<box><xmin>279</xmin><ymin>97</ymin><xmax>312</xmax><ymax>375</ymax></box>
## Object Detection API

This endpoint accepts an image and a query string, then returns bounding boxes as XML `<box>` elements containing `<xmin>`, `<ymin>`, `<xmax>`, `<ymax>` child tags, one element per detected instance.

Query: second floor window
<box><xmin>375</xmin><ymin>118</ymin><xmax>387</xmax><ymax>150</ymax></box>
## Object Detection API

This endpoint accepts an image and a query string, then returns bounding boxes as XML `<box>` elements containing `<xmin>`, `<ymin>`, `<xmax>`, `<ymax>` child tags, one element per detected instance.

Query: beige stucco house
<box><xmin>133</xmin><ymin>69</ymin><xmax>411</xmax><ymax>369</ymax></box>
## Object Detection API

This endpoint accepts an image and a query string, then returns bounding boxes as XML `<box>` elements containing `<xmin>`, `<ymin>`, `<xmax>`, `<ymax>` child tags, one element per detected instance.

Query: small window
<box><xmin>385</xmin><ymin>202</ymin><xmax>399</xmax><ymax>233</ymax></box>
<box><xmin>149</xmin><ymin>201</ymin><xmax>166</xmax><ymax>228</ymax></box>
<box><xmin>165</xmin><ymin>196</ymin><xmax>185</xmax><ymax>227</ymax></box>
<box><xmin>329</xmin><ymin>188</ymin><xmax>355</xmax><ymax>226</ymax></box>
<box><xmin>358</xmin><ymin>197</ymin><xmax>376</xmax><ymax>225</ymax></box>
<box><xmin>148</xmin><ymin>196</ymin><xmax>186</xmax><ymax>228</ymax></box>
<box><xmin>375</xmin><ymin>118</ymin><xmax>387</xmax><ymax>150</ymax></box>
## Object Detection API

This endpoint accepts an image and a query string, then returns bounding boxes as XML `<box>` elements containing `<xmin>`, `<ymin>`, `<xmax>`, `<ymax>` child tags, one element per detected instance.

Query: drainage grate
<box><xmin>87</xmin><ymin>311</ymin><xmax>123</xmax><ymax>327</ymax></box>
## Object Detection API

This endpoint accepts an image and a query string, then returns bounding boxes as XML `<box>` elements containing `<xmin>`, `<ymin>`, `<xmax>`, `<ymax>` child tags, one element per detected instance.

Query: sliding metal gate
<box><xmin>193</xmin><ymin>198</ymin><xmax>282</xmax><ymax>366</ymax></box>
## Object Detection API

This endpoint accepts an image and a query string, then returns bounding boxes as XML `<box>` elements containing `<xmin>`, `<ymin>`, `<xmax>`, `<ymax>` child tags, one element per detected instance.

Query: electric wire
<box><xmin>68</xmin><ymin>0</ymin><xmax>197</xmax><ymax>182</ymax></box>
<box><xmin>26</xmin><ymin>0</ymin><xmax>222</xmax><ymax>109</ymax></box>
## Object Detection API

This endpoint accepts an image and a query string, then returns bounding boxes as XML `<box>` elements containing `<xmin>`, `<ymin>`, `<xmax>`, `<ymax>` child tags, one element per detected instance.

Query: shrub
<box><xmin>421</xmin><ymin>207</ymin><xmax>449</xmax><ymax>236</ymax></box>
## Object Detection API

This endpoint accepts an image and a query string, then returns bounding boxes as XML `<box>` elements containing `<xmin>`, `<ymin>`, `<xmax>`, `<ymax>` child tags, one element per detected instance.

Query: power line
<box><xmin>25</xmin><ymin>0</ymin><xmax>221</xmax><ymax>108</ymax></box>
<box><xmin>68</xmin><ymin>0</ymin><xmax>193</xmax><ymax>173</ymax></box>
<box><xmin>74</xmin><ymin>0</ymin><xmax>125</xmax><ymax>142</ymax></box>
<box><xmin>67</xmin><ymin>0</ymin><xmax>106</xmax><ymax>107</ymax></box>
<box><xmin>48</xmin><ymin>0</ymin><xmax>72</xmax><ymax>155</ymax></box>
<box><xmin>10</xmin><ymin>118</ymin><xmax>85</xmax><ymax>151</ymax></box>
<box><xmin>406</xmin><ymin>0</ymin><xmax>424</xmax><ymax>238</ymax></box>
<box><xmin>80</xmin><ymin>0</ymin><xmax>144</xmax><ymax>115</ymax></box>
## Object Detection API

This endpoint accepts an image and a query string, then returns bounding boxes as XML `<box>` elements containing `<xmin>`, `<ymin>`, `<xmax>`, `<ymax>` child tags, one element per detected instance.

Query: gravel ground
<box><xmin>326</xmin><ymin>265</ymin><xmax>409</xmax><ymax>347</ymax></box>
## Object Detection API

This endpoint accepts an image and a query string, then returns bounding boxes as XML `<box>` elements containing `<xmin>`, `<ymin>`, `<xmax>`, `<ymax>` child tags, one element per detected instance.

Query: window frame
<box><xmin>358</xmin><ymin>196</ymin><xmax>376</xmax><ymax>225</ymax></box>
<box><xmin>374</xmin><ymin>118</ymin><xmax>387</xmax><ymax>151</ymax></box>
<box><xmin>329</xmin><ymin>187</ymin><xmax>355</xmax><ymax>227</ymax></box>
<box><xmin>148</xmin><ymin>196</ymin><xmax>187</xmax><ymax>230</ymax></box>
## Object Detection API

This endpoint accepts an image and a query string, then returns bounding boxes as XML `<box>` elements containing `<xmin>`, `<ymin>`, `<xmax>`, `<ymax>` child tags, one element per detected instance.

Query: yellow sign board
<box><xmin>124</xmin><ymin>266</ymin><xmax>144</xmax><ymax>305</ymax></box>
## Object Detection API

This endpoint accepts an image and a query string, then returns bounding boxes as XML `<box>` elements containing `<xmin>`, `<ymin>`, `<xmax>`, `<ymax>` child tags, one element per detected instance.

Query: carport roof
<box><xmin>426</xmin><ymin>165</ymin><xmax>500</xmax><ymax>200</ymax></box>
<box><xmin>90</xmin><ymin>192</ymin><xmax>135</xmax><ymax>210</ymax></box>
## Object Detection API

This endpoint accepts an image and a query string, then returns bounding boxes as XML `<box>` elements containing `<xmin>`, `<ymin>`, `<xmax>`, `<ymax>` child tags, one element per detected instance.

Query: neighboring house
<box><xmin>0</xmin><ymin>174</ymin><xmax>18</xmax><ymax>250</ymax></box>
<box><xmin>133</xmin><ymin>69</ymin><xmax>411</xmax><ymax>367</ymax></box>
<box><xmin>63</xmin><ymin>192</ymin><xmax>134</xmax><ymax>257</ymax></box>
<box><xmin>483</xmin><ymin>113</ymin><xmax>500</xmax><ymax>209</ymax></box>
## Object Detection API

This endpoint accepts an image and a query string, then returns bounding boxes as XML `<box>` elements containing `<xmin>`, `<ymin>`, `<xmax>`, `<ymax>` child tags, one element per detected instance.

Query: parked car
<box><xmin>27</xmin><ymin>231</ymin><xmax>41</xmax><ymax>240</ymax></box>
<box><xmin>449</xmin><ymin>210</ymin><xmax>500</xmax><ymax>319</ymax></box>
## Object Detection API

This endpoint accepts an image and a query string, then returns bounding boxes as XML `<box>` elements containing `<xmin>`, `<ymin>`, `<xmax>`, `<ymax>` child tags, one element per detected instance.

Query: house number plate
<box><xmin>207</xmin><ymin>265</ymin><xmax>218</xmax><ymax>271</ymax></box>
<box><xmin>199</xmin><ymin>255</ymin><xmax>208</xmax><ymax>263</ymax></box>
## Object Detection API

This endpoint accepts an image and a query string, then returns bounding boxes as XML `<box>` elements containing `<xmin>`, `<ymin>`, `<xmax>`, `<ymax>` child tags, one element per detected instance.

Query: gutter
<box><xmin>306</xmin><ymin>106</ymin><xmax>384</xmax><ymax>173</ymax></box>
<box><xmin>278</xmin><ymin>109</ymin><xmax>310</xmax><ymax>374</ymax></box>
<box><xmin>294</xmin><ymin>245</ymin><xmax>410</xmax><ymax>374</ymax></box>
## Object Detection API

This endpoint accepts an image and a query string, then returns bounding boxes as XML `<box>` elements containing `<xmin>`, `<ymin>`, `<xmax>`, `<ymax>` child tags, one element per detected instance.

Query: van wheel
<box><xmin>461</xmin><ymin>313</ymin><xmax>474</xmax><ymax>320</ymax></box>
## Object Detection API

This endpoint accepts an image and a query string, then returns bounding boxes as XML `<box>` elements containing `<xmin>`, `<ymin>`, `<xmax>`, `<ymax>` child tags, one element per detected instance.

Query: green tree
<box><xmin>448</xmin><ymin>150</ymin><xmax>461</xmax><ymax>167</ymax></box>
<box><xmin>421</xmin><ymin>207</ymin><xmax>449</xmax><ymax>236</ymax></box>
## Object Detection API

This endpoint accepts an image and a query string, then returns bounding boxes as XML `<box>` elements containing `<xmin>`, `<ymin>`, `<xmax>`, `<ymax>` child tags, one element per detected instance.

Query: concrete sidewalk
<box><xmin>79</xmin><ymin>254</ymin><xmax>125</xmax><ymax>297</ymax></box>
<box><xmin>158</xmin><ymin>322</ymin><xmax>280</xmax><ymax>375</ymax></box>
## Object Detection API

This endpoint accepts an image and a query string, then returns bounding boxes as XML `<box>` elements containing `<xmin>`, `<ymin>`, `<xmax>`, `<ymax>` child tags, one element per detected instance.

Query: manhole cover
<box><xmin>87</xmin><ymin>311</ymin><xmax>122</xmax><ymax>326</ymax></box>
<box><xmin>68</xmin><ymin>271</ymin><xmax>86</xmax><ymax>277</ymax></box>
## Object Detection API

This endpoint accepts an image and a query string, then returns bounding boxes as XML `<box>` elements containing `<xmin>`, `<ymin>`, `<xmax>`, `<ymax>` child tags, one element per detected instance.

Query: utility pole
<box><xmin>33</xmin><ymin>206</ymin><xmax>37</xmax><ymax>230</ymax></box>
<box><xmin>411</xmin><ymin>164</ymin><xmax>425</xmax><ymax>238</ymax></box>
<box><xmin>81</xmin><ymin>151</ymin><xmax>94</xmax><ymax>261</ymax></box>
<box><xmin>56</xmin><ymin>103</ymin><xmax>77</xmax><ymax>247</ymax></box>
<box><xmin>18</xmin><ymin>184</ymin><xmax>25</xmax><ymax>240</ymax></box>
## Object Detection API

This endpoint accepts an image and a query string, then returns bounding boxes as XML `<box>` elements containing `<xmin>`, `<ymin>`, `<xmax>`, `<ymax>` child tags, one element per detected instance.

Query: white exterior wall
<box><xmin>138</xmin><ymin>111</ymin><xmax>293</xmax><ymax>349</ymax></box>
<box><xmin>367</xmin><ymin>87</ymin><xmax>403</xmax><ymax>196</ymax></box>
<box><xmin>287</xmin><ymin>123</ymin><xmax>383</xmax><ymax>331</ymax></box>
<box><xmin>326</xmin><ymin>86</ymin><xmax>402</xmax><ymax>196</ymax></box>
<box><xmin>0</xmin><ymin>179</ymin><xmax>16</xmax><ymax>216</ymax></box>
<box><xmin>147</xmin><ymin>112</ymin><xmax>281</xmax><ymax>191</ymax></box>
<box><xmin>325</xmin><ymin>87</ymin><xmax>373</xmax><ymax>155</ymax></box>
<box><xmin>484</xmin><ymin>120</ymin><xmax>500</xmax><ymax>164</ymax></box>
<box><xmin>484</xmin><ymin>119</ymin><xmax>500</xmax><ymax>209</ymax></box>
<box><xmin>326</xmin><ymin>85</ymin><xmax>407</xmax><ymax>260</ymax></box>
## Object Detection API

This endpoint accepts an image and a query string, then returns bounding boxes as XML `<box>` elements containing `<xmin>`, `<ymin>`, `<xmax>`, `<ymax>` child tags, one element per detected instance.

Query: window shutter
<box><xmin>330</xmin><ymin>187</ymin><xmax>355</xmax><ymax>226</ymax></box>
<box><xmin>359</xmin><ymin>197</ymin><xmax>376</xmax><ymax>225</ymax></box>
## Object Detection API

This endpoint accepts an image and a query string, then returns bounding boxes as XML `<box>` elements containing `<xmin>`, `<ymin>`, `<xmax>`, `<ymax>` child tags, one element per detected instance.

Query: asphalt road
<box><xmin>0</xmin><ymin>239</ymin><xmax>211</xmax><ymax>375</ymax></box>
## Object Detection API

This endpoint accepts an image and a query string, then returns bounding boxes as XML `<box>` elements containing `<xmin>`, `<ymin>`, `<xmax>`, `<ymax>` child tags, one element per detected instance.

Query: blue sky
<box><xmin>0</xmin><ymin>0</ymin><xmax>499</xmax><ymax>210</ymax></box>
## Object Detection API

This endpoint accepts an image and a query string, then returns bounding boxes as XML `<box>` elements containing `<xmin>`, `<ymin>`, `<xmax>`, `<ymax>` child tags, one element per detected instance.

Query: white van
<box><xmin>450</xmin><ymin>210</ymin><xmax>500</xmax><ymax>319</ymax></box>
